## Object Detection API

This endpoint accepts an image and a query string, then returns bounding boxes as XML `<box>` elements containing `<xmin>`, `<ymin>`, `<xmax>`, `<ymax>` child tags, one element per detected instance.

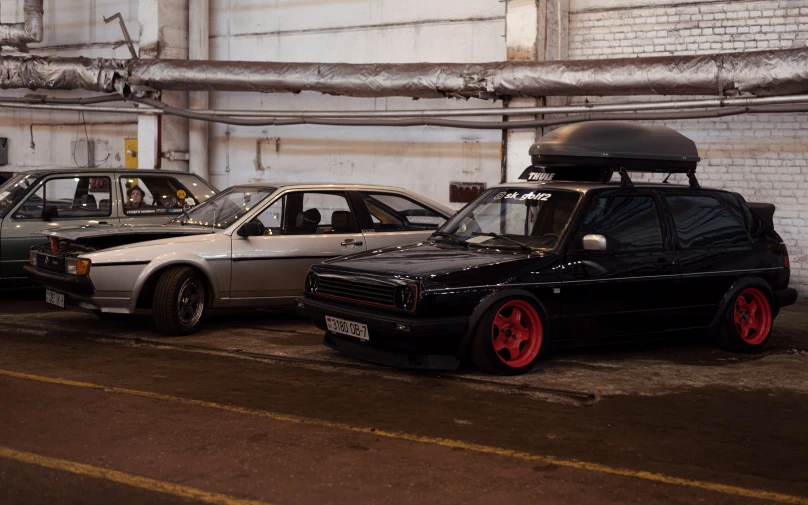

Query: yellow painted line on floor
<box><xmin>2</xmin><ymin>368</ymin><xmax>807</xmax><ymax>505</ymax></box>
<box><xmin>0</xmin><ymin>446</ymin><xmax>272</xmax><ymax>505</ymax></box>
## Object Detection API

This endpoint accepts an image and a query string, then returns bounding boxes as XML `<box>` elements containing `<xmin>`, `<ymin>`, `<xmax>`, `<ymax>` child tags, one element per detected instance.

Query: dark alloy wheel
<box><xmin>153</xmin><ymin>266</ymin><xmax>206</xmax><ymax>336</ymax></box>
<box><xmin>718</xmin><ymin>287</ymin><xmax>773</xmax><ymax>352</ymax></box>
<box><xmin>471</xmin><ymin>298</ymin><xmax>546</xmax><ymax>375</ymax></box>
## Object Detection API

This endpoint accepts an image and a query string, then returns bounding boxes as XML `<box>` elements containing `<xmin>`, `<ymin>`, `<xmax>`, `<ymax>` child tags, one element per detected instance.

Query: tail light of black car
<box><xmin>305</xmin><ymin>269</ymin><xmax>319</xmax><ymax>293</ymax></box>
<box><xmin>785</xmin><ymin>253</ymin><xmax>790</xmax><ymax>269</ymax></box>
<box><xmin>395</xmin><ymin>284</ymin><xmax>419</xmax><ymax>311</ymax></box>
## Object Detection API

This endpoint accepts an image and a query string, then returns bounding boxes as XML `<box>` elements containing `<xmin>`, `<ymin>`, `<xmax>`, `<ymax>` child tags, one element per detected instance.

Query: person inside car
<box><xmin>126</xmin><ymin>186</ymin><xmax>147</xmax><ymax>209</ymax></box>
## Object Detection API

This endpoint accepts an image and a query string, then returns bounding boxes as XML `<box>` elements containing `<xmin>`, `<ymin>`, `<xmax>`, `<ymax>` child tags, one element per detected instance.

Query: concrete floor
<box><xmin>1</xmin><ymin>289</ymin><xmax>807</xmax><ymax>504</ymax></box>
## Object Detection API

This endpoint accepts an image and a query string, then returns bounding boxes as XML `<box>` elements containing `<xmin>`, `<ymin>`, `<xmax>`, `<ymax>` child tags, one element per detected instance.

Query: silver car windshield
<box><xmin>0</xmin><ymin>173</ymin><xmax>41</xmax><ymax>217</ymax></box>
<box><xmin>439</xmin><ymin>188</ymin><xmax>581</xmax><ymax>250</ymax></box>
<box><xmin>177</xmin><ymin>187</ymin><xmax>276</xmax><ymax>228</ymax></box>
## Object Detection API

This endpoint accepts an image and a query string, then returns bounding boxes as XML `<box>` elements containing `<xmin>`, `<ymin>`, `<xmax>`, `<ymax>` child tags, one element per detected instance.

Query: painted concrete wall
<box><xmin>568</xmin><ymin>0</ymin><xmax>808</xmax><ymax>295</ymax></box>
<box><xmin>0</xmin><ymin>0</ymin><xmax>139</xmax><ymax>174</ymax></box>
<box><xmin>207</xmin><ymin>0</ymin><xmax>506</xmax><ymax>207</ymax></box>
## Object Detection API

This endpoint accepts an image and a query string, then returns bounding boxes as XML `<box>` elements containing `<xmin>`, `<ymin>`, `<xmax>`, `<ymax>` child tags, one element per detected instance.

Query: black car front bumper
<box><xmin>296</xmin><ymin>296</ymin><xmax>468</xmax><ymax>370</ymax></box>
<box><xmin>23</xmin><ymin>265</ymin><xmax>95</xmax><ymax>295</ymax></box>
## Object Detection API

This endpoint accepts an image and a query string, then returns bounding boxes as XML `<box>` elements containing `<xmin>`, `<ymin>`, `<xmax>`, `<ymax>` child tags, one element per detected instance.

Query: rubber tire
<box><xmin>152</xmin><ymin>266</ymin><xmax>206</xmax><ymax>336</ymax></box>
<box><xmin>471</xmin><ymin>297</ymin><xmax>546</xmax><ymax>375</ymax></box>
<box><xmin>717</xmin><ymin>288</ymin><xmax>772</xmax><ymax>352</ymax></box>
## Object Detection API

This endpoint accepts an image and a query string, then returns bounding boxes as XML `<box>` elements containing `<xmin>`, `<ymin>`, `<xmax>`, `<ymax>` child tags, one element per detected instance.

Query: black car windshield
<box><xmin>175</xmin><ymin>186</ymin><xmax>276</xmax><ymax>228</ymax></box>
<box><xmin>0</xmin><ymin>173</ymin><xmax>41</xmax><ymax>217</ymax></box>
<box><xmin>438</xmin><ymin>188</ymin><xmax>581</xmax><ymax>250</ymax></box>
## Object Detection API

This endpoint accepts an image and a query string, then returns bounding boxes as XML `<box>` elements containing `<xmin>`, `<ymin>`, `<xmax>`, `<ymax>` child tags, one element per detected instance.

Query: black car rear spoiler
<box><xmin>749</xmin><ymin>202</ymin><xmax>775</xmax><ymax>229</ymax></box>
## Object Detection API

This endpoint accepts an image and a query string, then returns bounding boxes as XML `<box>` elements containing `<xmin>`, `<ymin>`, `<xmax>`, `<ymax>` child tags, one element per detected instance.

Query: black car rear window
<box><xmin>665</xmin><ymin>195</ymin><xmax>751</xmax><ymax>249</ymax></box>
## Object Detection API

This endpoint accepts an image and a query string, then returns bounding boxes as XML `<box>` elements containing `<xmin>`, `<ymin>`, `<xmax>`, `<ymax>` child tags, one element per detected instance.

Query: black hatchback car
<box><xmin>297</xmin><ymin>122</ymin><xmax>797</xmax><ymax>375</ymax></box>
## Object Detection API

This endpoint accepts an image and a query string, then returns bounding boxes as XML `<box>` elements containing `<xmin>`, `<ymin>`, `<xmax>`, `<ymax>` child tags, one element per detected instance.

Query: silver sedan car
<box><xmin>24</xmin><ymin>183</ymin><xmax>453</xmax><ymax>335</ymax></box>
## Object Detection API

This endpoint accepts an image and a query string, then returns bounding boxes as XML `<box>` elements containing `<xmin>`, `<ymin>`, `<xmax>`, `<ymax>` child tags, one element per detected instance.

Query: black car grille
<box><xmin>316</xmin><ymin>276</ymin><xmax>397</xmax><ymax>307</ymax></box>
<box><xmin>36</xmin><ymin>252</ymin><xmax>65</xmax><ymax>274</ymax></box>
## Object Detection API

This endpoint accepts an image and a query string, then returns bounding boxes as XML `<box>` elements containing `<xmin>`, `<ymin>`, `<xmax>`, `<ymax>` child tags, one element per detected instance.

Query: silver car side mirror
<box><xmin>582</xmin><ymin>234</ymin><xmax>607</xmax><ymax>251</ymax></box>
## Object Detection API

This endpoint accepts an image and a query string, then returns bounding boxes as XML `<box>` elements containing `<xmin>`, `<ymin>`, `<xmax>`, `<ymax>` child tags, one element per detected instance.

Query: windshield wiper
<box><xmin>471</xmin><ymin>232</ymin><xmax>534</xmax><ymax>254</ymax></box>
<box><xmin>431</xmin><ymin>230</ymin><xmax>469</xmax><ymax>247</ymax></box>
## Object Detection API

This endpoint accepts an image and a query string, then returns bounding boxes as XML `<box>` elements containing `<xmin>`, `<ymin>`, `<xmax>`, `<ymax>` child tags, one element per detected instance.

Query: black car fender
<box><xmin>454</xmin><ymin>288</ymin><xmax>550</xmax><ymax>360</ymax></box>
<box><xmin>707</xmin><ymin>276</ymin><xmax>775</xmax><ymax>336</ymax></box>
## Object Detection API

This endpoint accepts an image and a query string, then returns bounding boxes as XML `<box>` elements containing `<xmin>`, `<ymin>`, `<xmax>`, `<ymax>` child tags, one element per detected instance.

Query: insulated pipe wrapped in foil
<box><xmin>0</xmin><ymin>56</ymin><xmax>126</xmax><ymax>92</ymax></box>
<box><xmin>0</xmin><ymin>0</ymin><xmax>44</xmax><ymax>46</ymax></box>
<box><xmin>1</xmin><ymin>47</ymin><xmax>808</xmax><ymax>98</ymax></box>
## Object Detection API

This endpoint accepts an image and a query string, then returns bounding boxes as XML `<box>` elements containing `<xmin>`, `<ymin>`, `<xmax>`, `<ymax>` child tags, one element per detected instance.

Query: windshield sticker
<box><xmin>177</xmin><ymin>190</ymin><xmax>187</xmax><ymax>199</ymax></box>
<box><xmin>407</xmin><ymin>216</ymin><xmax>446</xmax><ymax>225</ymax></box>
<box><xmin>494</xmin><ymin>191</ymin><xmax>552</xmax><ymax>201</ymax></box>
<box><xmin>466</xmin><ymin>236</ymin><xmax>491</xmax><ymax>244</ymax></box>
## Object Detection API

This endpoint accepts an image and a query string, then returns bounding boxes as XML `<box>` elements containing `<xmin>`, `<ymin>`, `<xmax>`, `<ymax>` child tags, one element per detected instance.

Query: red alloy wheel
<box><xmin>490</xmin><ymin>300</ymin><xmax>543</xmax><ymax>368</ymax></box>
<box><xmin>733</xmin><ymin>288</ymin><xmax>772</xmax><ymax>346</ymax></box>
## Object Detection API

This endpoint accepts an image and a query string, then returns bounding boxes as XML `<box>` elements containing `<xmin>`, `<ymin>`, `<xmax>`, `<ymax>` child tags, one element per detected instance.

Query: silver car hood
<box><xmin>37</xmin><ymin>224</ymin><xmax>216</xmax><ymax>240</ymax></box>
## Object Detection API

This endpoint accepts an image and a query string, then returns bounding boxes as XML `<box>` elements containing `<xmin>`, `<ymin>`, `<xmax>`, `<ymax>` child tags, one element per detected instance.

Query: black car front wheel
<box><xmin>471</xmin><ymin>298</ymin><xmax>546</xmax><ymax>375</ymax></box>
<box><xmin>718</xmin><ymin>287</ymin><xmax>773</xmax><ymax>352</ymax></box>
<box><xmin>153</xmin><ymin>266</ymin><xmax>206</xmax><ymax>336</ymax></box>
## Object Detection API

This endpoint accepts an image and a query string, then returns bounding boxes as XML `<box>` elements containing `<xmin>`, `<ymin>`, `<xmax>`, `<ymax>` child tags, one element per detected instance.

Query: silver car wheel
<box><xmin>176</xmin><ymin>277</ymin><xmax>204</xmax><ymax>328</ymax></box>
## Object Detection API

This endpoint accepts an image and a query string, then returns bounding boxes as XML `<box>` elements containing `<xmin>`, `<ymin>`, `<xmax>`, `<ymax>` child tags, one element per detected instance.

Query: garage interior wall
<box><xmin>0</xmin><ymin>0</ymin><xmax>806</xmax><ymax>295</ymax></box>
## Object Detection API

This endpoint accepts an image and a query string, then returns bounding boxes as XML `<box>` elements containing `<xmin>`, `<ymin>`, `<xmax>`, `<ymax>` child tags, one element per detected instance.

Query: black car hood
<box><xmin>320</xmin><ymin>241</ymin><xmax>555</xmax><ymax>282</ymax></box>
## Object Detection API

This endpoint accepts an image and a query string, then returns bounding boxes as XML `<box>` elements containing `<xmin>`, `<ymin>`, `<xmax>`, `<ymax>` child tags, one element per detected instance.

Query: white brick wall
<box><xmin>569</xmin><ymin>0</ymin><xmax>808</xmax><ymax>296</ymax></box>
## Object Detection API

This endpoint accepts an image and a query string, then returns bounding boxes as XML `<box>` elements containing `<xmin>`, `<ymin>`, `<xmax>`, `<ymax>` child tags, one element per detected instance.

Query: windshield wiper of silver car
<box><xmin>471</xmin><ymin>232</ymin><xmax>535</xmax><ymax>254</ymax></box>
<box><xmin>431</xmin><ymin>230</ymin><xmax>469</xmax><ymax>247</ymax></box>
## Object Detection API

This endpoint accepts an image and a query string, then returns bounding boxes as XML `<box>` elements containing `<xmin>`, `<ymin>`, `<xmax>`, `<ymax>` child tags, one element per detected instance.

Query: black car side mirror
<box><xmin>42</xmin><ymin>206</ymin><xmax>58</xmax><ymax>222</ymax></box>
<box><xmin>238</xmin><ymin>221</ymin><xmax>265</xmax><ymax>237</ymax></box>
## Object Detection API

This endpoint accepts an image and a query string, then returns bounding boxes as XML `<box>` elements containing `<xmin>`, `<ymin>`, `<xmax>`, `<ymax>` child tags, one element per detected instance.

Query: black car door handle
<box><xmin>341</xmin><ymin>239</ymin><xmax>363</xmax><ymax>247</ymax></box>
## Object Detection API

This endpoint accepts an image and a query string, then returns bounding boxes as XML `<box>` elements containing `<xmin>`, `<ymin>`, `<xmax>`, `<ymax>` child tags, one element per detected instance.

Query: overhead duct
<box><xmin>0</xmin><ymin>0</ymin><xmax>44</xmax><ymax>50</ymax></box>
<box><xmin>1</xmin><ymin>47</ymin><xmax>808</xmax><ymax>99</ymax></box>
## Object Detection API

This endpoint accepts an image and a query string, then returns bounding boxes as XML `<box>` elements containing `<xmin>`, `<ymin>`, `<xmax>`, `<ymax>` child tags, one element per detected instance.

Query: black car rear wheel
<box><xmin>718</xmin><ymin>287</ymin><xmax>773</xmax><ymax>352</ymax></box>
<box><xmin>153</xmin><ymin>266</ymin><xmax>206</xmax><ymax>336</ymax></box>
<box><xmin>471</xmin><ymin>297</ymin><xmax>546</xmax><ymax>375</ymax></box>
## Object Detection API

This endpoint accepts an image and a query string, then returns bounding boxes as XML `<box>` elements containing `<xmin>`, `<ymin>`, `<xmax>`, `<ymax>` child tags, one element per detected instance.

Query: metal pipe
<box><xmin>1</xmin><ymin>47</ymin><xmax>808</xmax><ymax>98</ymax></box>
<box><xmin>3</xmin><ymin>93</ymin><xmax>808</xmax><ymax>118</ymax></box>
<box><xmin>0</xmin><ymin>0</ymin><xmax>44</xmax><ymax>49</ymax></box>
<box><xmin>188</xmin><ymin>0</ymin><xmax>210</xmax><ymax>181</ymax></box>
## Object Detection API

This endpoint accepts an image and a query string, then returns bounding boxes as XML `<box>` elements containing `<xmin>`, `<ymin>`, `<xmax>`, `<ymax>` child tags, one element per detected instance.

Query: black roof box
<box><xmin>521</xmin><ymin>122</ymin><xmax>701</xmax><ymax>182</ymax></box>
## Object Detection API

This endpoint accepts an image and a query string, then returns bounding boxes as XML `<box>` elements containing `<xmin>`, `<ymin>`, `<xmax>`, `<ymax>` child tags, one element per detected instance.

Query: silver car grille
<box><xmin>316</xmin><ymin>276</ymin><xmax>397</xmax><ymax>307</ymax></box>
<box><xmin>35</xmin><ymin>253</ymin><xmax>65</xmax><ymax>274</ymax></box>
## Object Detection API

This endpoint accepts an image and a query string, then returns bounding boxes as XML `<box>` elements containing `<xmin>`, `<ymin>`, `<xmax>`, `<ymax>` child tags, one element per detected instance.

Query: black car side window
<box><xmin>665</xmin><ymin>195</ymin><xmax>751</xmax><ymax>249</ymax></box>
<box><xmin>580</xmin><ymin>195</ymin><xmax>664</xmax><ymax>252</ymax></box>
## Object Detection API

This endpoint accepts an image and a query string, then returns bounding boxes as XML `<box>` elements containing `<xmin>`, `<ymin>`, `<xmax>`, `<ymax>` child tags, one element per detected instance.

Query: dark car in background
<box><xmin>0</xmin><ymin>168</ymin><xmax>217</xmax><ymax>286</ymax></box>
<box><xmin>297</xmin><ymin>122</ymin><xmax>797</xmax><ymax>375</ymax></box>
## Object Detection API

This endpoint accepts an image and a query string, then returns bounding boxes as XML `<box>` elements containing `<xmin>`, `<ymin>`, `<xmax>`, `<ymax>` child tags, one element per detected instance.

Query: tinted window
<box><xmin>286</xmin><ymin>192</ymin><xmax>358</xmax><ymax>235</ymax></box>
<box><xmin>14</xmin><ymin>176</ymin><xmax>111</xmax><ymax>219</ymax></box>
<box><xmin>121</xmin><ymin>175</ymin><xmax>217</xmax><ymax>217</ymax></box>
<box><xmin>581</xmin><ymin>195</ymin><xmax>663</xmax><ymax>251</ymax></box>
<box><xmin>666</xmin><ymin>195</ymin><xmax>750</xmax><ymax>249</ymax></box>
<box><xmin>361</xmin><ymin>192</ymin><xmax>446</xmax><ymax>231</ymax></box>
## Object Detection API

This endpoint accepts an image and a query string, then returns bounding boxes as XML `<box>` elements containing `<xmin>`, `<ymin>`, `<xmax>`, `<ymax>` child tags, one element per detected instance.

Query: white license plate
<box><xmin>326</xmin><ymin>315</ymin><xmax>369</xmax><ymax>341</ymax></box>
<box><xmin>45</xmin><ymin>289</ymin><xmax>65</xmax><ymax>308</ymax></box>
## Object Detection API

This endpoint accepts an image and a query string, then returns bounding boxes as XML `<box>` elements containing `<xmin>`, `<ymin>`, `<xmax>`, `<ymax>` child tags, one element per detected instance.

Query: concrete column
<box><xmin>188</xmin><ymin>0</ymin><xmax>210</xmax><ymax>181</ymax></box>
<box><xmin>503</xmin><ymin>0</ymin><xmax>569</xmax><ymax>182</ymax></box>
<box><xmin>137</xmin><ymin>0</ymin><xmax>190</xmax><ymax>171</ymax></box>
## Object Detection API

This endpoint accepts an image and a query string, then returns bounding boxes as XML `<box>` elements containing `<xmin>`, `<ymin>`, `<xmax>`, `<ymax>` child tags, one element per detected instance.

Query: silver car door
<box><xmin>230</xmin><ymin>190</ymin><xmax>366</xmax><ymax>303</ymax></box>
<box><xmin>355</xmin><ymin>191</ymin><xmax>449</xmax><ymax>249</ymax></box>
<box><xmin>2</xmin><ymin>174</ymin><xmax>116</xmax><ymax>280</ymax></box>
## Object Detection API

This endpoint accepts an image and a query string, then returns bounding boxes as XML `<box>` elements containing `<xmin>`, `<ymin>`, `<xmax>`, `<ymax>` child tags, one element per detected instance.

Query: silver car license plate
<box><xmin>326</xmin><ymin>315</ymin><xmax>369</xmax><ymax>341</ymax></box>
<box><xmin>46</xmin><ymin>289</ymin><xmax>65</xmax><ymax>308</ymax></box>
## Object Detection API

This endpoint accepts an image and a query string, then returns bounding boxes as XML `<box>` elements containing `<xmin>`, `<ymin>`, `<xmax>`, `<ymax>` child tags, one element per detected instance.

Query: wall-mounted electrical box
<box><xmin>0</xmin><ymin>138</ymin><xmax>8</xmax><ymax>165</ymax></box>
<box><xmin>124</xmin><ymin>138</ymin><xmax>139</xmax><ymax>168</ymax></box>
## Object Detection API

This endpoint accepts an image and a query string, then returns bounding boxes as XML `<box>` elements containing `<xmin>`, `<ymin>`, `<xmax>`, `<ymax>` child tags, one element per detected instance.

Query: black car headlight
<box><xmin>395</xmin><ymin>284</ymin><xmax>418</xmax><ymax>311</ymax></box>
<box><xmin>305</xmin><ymin>270</ymin><xmax>319</xmax><ymax>293</ymax></box>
